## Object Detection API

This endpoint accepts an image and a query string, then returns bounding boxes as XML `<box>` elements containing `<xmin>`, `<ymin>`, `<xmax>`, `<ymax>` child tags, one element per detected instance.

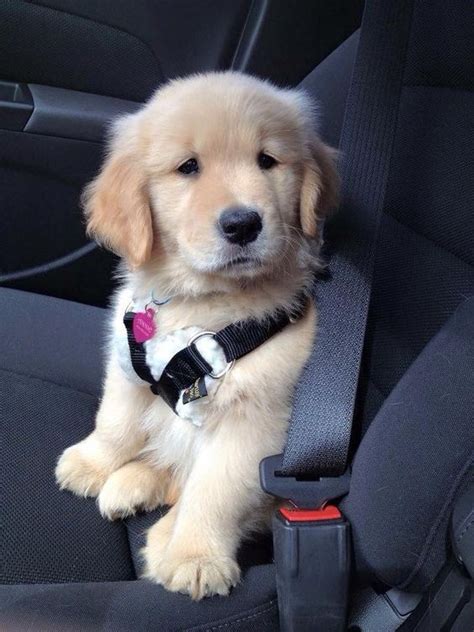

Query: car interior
<box><xmin>1</xmin><ymin>0</ymin><xmax>473</xmax><ymax>631</ymax></box>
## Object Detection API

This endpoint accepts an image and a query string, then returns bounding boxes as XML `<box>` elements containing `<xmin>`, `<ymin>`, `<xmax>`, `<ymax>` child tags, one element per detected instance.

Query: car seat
<box><xmin>1</xmin><ymin>0</ymin><xmax>473</xmax><ymax>629</ymax></box>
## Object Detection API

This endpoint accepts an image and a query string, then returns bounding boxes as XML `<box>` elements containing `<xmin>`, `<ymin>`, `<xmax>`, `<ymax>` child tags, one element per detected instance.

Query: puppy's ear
<box><xmin>299</xmin><ymin>136</ymin><xmax>340</xmax><ymax>238</ymax></box>
<box><xmin>82</xmin><ymin>116</ymin><xmax>153</xmax><ymax>268</ymax></box>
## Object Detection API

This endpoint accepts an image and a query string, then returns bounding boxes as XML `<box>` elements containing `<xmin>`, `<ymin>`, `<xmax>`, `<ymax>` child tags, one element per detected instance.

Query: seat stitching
<box><xmin>182</xmin><ymin>599</ymin><xmax>277</xmax><ymax>632</ymax></box>
<box><xmin>0</xmin><ymin>367</ymin><xmax>97</xmax><ymax>400</ymax></box>
<box><xmin>403</xmin><ymin>83</ymin><xmax>474</xmax><ymax>93</ymax></box>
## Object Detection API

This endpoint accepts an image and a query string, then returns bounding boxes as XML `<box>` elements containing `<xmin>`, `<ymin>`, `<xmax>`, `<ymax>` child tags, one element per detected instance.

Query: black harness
<box><xmin>124</xmin><ymin>296</ymin><xmax>307</xmax><ymax>414</ymax></box>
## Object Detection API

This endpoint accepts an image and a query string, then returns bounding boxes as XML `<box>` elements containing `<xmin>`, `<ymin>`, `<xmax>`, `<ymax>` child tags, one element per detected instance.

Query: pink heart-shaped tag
<box><xmin>132</xmin><ymin>308</ymin><xmax>156</xmax><ymax>343</ymax></box>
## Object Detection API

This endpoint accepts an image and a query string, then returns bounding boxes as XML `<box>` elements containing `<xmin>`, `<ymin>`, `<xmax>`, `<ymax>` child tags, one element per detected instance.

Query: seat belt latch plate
<box><xmin>259</xmin><ymin>453</ymin><xmax>351</xmax><ymax>508</ymax></box>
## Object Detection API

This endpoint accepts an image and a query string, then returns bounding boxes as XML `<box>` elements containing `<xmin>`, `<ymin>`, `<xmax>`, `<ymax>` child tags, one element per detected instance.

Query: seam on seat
<box><xmin>457</xmin><ymin>517</ymin><xmax>474</xmax><ymax>543</ymax></box>
<box><xmin>364</xmin><ymin>373</ymin><xmax>391</xmax><ymax>400</ymax></box>
<box><xmin>387</xmin><ymin>212</ymin><xmax>474</xmax><ymax>270</ymax></box>
<box><xmin>0</xmin><ymin>367</ymin><xmax>97</xmax><ymax>400</ymax></box>
<box><xmin>393</xmin><ymin>453</ymin><xmax>474</xmax><ymax>590</ymax></box>
<box><xmin>183</xmin><ymin>599</ymin><xmax>277</xmax><ymax>632</ymax></box>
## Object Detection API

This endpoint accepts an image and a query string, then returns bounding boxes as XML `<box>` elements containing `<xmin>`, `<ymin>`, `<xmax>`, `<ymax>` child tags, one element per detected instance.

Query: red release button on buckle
<box><xmin>279</xmin><ymin>505</ymin><xmax>342</xmax><ymax>522</ymax></box>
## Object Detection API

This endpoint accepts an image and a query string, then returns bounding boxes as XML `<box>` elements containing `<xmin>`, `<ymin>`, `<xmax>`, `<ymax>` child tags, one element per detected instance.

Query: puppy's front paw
<box><xmin>170</xmin><ymin>556</ymin><xmax>240</xmax><ymax>599</ymax></box>
<box><xmin>55</xmin><ymin>443</ymin><xmax>109</xmax><ymax>497</ymax></box>
<box><xmin>98</xmin><ymin>461</ymin><xmax>168</xmax><ymax>520</ymax></box>
<box><xmin>144</xmin><ymin>536</ymin><xmax>240</xmax><ymax>599</ymax></box>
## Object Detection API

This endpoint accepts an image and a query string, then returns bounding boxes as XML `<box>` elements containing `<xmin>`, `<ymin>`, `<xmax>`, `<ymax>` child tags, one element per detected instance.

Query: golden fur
<box><xmin>56</xmin><ymin>72</ymin><xmax>338</xmax><ymax>599</ymax></box>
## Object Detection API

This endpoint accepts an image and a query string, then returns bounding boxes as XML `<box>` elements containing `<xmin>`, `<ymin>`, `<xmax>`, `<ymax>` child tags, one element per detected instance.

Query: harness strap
<box><xmin>123</xmin><ymin>296</ymin><xmax>307</xmax><ymax>413</ymax></box>
<box><xmin>123</xmin><ymin>312</ymin><xmax>155</xmax><ymax>384</ymax></box>
<box><xmin>215</xmin><ymin>300</ymin><xmax>305</xmax><ymax>363</ymax></box>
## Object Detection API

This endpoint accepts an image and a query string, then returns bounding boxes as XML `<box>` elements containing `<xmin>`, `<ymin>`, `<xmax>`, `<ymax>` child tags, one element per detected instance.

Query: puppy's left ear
<box><xmin>299</xmin><ymin>136</ymin><xmax>340</xmax><ymax>238</ymax></box>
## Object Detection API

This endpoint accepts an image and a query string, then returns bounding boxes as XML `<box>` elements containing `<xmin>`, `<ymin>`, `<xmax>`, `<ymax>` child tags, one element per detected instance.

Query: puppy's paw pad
<box><xmin>55</xmin><ymin>445</ymin><xmax>108</xmax><ymax>498</ymax></box>
<box><xmin>145</xmin><ymin>553</ymin><xmax>240</xmax><ymax>599</ymax></box>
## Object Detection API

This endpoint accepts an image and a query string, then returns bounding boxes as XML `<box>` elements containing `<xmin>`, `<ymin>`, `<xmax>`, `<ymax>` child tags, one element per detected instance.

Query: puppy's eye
<box><xmin>177</xmin><ymin>158</ymin><xmax>199</xmax><ymax>175</ymax></box>
<box><xmin>257</xmin><ymin>152</ymin><xmax>277</xmax><ymax>170</ymax></box>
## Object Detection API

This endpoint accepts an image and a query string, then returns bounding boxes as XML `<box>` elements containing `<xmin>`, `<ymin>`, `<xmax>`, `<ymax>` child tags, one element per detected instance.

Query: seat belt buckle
<box><xmin>260</xmin><ymin>454</ymin><xmax>351</xmax><ymax>632</ymax></box>
<box><xmin>273</xmin><ymin>505</ymin><xmax>351</xmax><ymax>632</ymax></box>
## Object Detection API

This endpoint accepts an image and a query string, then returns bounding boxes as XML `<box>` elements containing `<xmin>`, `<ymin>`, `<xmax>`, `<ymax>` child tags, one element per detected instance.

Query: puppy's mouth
<box><xmin>219</xmin><ymin>254</ymin><xmax>263</xmax><ymax>272</ymax></box>
<box><xmin>227</xmin><ymin>255</ymin><xmax>255</xmax><ymax>267</ymax></box>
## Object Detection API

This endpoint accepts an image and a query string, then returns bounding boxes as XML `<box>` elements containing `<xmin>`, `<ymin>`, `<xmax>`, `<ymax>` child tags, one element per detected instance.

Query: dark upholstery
<box><xmin>300</xmin><ymin>29</ymin><xmax>360</xmax><ymax>149</ymax></box>
<box><xmin>340</xmin><ymin>0</ymin><xmax>474</xmax><ymax>592</ymax></box>
<box><xmin>0</xmin><ymin>289</ymin><xmax>134</xmax><ymax>584</ymax></box>
<box><xmin>1</xmin><ymin>0</ymin><xmax>474</xmax><ymax>627</ymax></box>
<box><xmin>357</xmin><ymin>0</ymin><xmax>474</xmax><ymax>435</ymax></box>
<box><xmin>0</xmin><ymin>0</ymin><xmax>257</xmax><ymax>102</ymax></box>
<box><xmin>0</xmin><ymin>574</ymin><xmax>278</xmax><ymax>632</ymax></box>
<box><xmin>0</xmin><ymin>0</ymin><xmax>362</xmax><ymax>103</ymax></box>
<box><xmin>0</xmin><ymin>287</ymin><xmax>104</xmax><ymax>398</ymax></box>
<box><xmin>343</xmin><ymin>297</ymin><xmax>474</xmax><ymax>591</ymax></box>
<box><xmin>0</xmin><ymin>0</ymin><xmax>161</xmax><ymax>102</ymax></box>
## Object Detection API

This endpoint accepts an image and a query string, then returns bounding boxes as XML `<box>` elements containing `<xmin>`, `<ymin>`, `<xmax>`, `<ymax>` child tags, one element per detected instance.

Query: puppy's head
<box><xmin>83</xmin><ymin>72</ymin><xmax>339</xmax><ymax>284</ymax></box>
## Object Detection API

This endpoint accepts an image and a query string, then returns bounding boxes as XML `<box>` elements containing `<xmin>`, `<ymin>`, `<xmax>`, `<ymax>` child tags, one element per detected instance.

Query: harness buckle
<box><xmin>187</xmin><ymin>331</ymin><xmax>235</xmax><ymax>379</ymax></box>
<box><xmin>260</xmin><ymin>454</ymin><xmax>351</xmax><ymax>632</ymax></box>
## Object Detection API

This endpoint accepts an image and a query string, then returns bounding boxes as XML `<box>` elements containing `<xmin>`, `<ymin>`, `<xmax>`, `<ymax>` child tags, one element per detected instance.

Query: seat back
<box><xmin>359</xmin><ymin>0</ymin><xmax>474</xmax><ymax>428</ymax></box>
<box><xmin>337</xmin><ymin>0</ymin><xmax>474</xmax><ymax>596</ymax></box>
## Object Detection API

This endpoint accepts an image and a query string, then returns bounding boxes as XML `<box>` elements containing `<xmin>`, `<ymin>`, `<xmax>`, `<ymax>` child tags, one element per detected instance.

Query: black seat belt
<box><xmin>259</xmin><ymin>1</ymin><xmax>416</xmax><ymax>630</ymax></box>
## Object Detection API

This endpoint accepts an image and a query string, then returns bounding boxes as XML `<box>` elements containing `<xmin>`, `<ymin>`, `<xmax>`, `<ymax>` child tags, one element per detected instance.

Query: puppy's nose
<box><xmin>218</xmin><ymin>207</ymin><xmax>262</xmax><ymax>245</ymax></box>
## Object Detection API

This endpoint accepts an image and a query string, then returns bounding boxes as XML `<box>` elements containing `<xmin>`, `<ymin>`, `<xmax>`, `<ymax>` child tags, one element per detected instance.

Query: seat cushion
<box><xmin>0</xmin><ymin>286</ymin><xmax>105</xmax><ymax>399</ymax></box>
<box><xmin>0</xmin><ymin>570</ymin><xmax>278</xmax><ymax>632</ymax></box>
<box><xmin>0</xmin><ymin>288</ymin><xmax>278</xmax><ymax>630</ymax></box>
<box><xmin>0</xmin><ymin>288</ymin><xmax>134</xmax><ymax>584</ymax></box>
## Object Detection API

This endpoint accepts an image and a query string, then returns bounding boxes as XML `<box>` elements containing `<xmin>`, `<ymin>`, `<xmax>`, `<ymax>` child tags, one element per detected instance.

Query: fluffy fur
<box><xmin>55</xmin><ymin>72</ymin><xmax>339</xmax><ymax>599</ymax></box>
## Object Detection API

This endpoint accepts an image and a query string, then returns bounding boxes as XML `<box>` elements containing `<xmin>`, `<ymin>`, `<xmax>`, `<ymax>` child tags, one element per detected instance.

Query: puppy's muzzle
<box><xmin>218</xmin><ymin>207</ymin><xmax>262</xmax><ymax>246</ymax></box>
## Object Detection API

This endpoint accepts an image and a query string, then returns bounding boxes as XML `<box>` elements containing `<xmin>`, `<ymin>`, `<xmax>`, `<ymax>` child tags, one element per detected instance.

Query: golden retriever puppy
<box><xmin>55</xmin><ymin>72</ymin><xmax>338</xmax><ymax>599</ymax></box>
